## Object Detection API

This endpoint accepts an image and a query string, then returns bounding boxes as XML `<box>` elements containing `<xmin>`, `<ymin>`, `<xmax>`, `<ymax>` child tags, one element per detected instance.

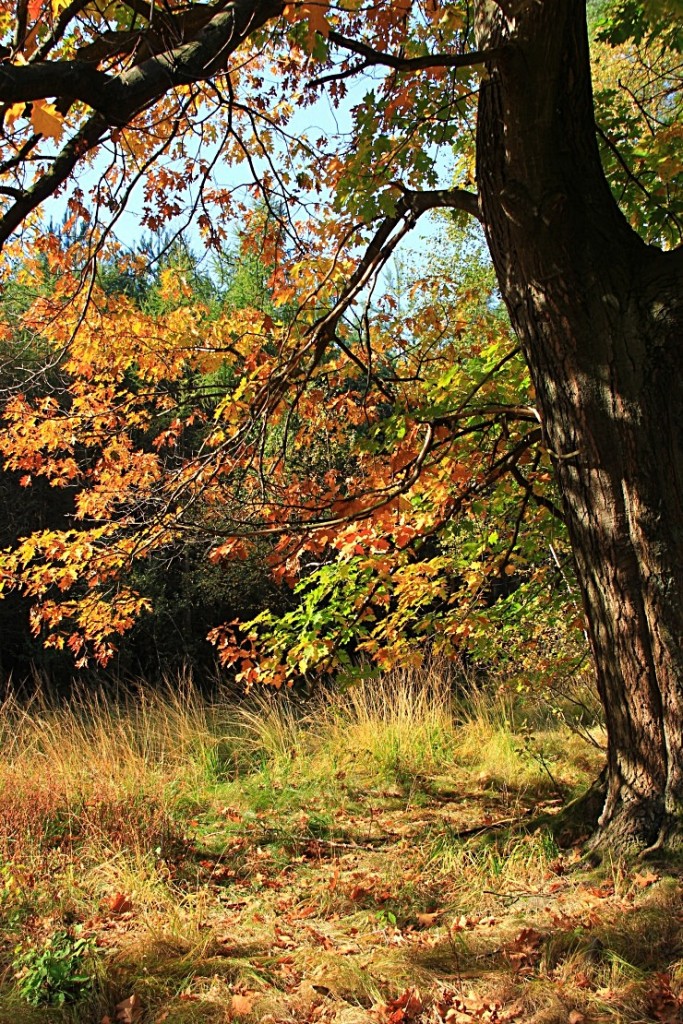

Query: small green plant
<box><xmin>13</xmin><ymin>927</ymin><xmax>99</xmax><ymax>1006</ymax></box>
<box><xmin>0</xmin><ymin>863</ymin><xmax>30</xmax><ymax>929</ymax></box>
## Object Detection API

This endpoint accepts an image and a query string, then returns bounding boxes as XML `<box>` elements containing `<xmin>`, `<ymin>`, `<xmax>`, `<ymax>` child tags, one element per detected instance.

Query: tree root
<box><xmin>540</xmin><ymin>768</ymin><xmax>607</xmax><ymax>849</ymax></box>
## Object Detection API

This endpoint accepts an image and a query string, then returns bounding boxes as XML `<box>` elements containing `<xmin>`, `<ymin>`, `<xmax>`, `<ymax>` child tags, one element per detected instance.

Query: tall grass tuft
<box><xmin>0</xmin><ymin>664</ymin><xmax>611</xmax><ymax>1023</ymax></box>
<box><xmin>0</xmin><ymin>665</ymin><xmax>602</xmax><ymax>861</ymax></box>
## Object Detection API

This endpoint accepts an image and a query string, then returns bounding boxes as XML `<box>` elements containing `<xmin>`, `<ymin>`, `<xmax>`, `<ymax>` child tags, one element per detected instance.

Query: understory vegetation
<box><xmin>1</xmin><ymin>667</ymin><xmax>681</xmax><ymax>1023</ymax></box>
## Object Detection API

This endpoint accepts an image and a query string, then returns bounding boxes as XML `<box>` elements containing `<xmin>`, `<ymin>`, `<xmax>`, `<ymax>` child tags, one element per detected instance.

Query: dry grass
<box><xmin>0</xmin><ymin>666</ymin><xmax>680</xmax><ymax>1024</ymax></box>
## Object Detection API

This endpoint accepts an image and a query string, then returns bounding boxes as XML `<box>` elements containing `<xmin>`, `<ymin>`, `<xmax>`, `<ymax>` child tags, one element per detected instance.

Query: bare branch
<box><xmin>327</xmin><ymin>30</ymin><xmax>495</xmax><ymax>73</ymax></box>
<box><xmin>509</xmin><ymin>462</ymin><xmax>565</xmax><ymax>522</ymax></box>
<box><xmin>249</xmin><ymin>186</ymin><xmax>480</xmax><ymax>419</ymax></box>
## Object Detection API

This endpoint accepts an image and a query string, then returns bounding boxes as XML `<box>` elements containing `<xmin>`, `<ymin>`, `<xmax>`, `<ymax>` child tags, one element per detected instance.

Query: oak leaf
<box><xmin>4</xmin><ymin>103</ymin><xmax>27</xmax><ymax>132</ymax></box>
<box><xmin>383</xmin><ymin>987</ymin><xmax>425</xmax><ymax>1021</ymax></box>
<box><xmin>107</xmin><ymin>892</ymin><xmax>133</xmax><ymax>914</ymax></box>
<box><xmin>415</xmin><ymin>910</ymin><xmax>442</xmax><ymax>928</ymax></box>
<box><xmin>283</xmin><ymin>1</ymin><xmax>330</xmax><ymax>48</ymax></box>
<box><xmin>31</xmin><ymin>100</ymin><xmax>65</xmax><ymax>141</ymax></box>
<box><xmin>633</xmin><ymin>869</ymin><xmax>659</xmax><ymax>888</ymax></box>
<box><xmin>230</xmin><ymin>991</ymin><xmax>256</xmax><ymax>1016</ymax></box>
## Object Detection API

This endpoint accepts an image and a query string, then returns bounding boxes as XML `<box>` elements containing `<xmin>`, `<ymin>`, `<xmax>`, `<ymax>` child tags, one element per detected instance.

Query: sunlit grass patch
<box><xmin>2</xmin><ymin>663</ymin><xmax>675</xmax><ymax>1024</ymax></box>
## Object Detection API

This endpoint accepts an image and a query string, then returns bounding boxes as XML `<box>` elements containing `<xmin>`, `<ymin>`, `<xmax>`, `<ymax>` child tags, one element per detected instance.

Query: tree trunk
<box><xmin>474</xmin><ymin>0</ymin><xmax>683</xmax><ymax>850</ymax></box>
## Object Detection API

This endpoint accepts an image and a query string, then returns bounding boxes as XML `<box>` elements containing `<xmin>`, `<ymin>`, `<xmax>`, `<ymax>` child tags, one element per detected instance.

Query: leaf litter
<box><xmin>1</xmin><ymin>695</ymin><xmax>682</xmax><ymax>1023</ymax></box>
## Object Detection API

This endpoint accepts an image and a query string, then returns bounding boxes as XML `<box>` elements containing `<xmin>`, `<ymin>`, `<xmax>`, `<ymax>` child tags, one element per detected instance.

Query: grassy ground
<box><xmin>0</xmin><ymin>667</ymin><xmax>681</xmax><ymax>1023</ymax></box>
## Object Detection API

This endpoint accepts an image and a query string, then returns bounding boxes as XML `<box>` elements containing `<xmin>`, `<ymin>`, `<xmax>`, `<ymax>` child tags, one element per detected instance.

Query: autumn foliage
<box><xmin>0</xmin><ymin>214</ymin><xmax>579</xmax><ymax>682</ymax></box>
<box><xmin>0</xmin><ymin>0</ymin><xmax>679</xmax><ymax>692</ymax></box>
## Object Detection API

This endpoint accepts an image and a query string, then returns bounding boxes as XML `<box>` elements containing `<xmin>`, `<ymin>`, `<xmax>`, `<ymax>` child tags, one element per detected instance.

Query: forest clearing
<box><xmin>1</xmin><ymin>670</ymin><xmax>682</xmax><ymax>1023</ymax></box>
<box><xmin>0</xmin><ymin>0</ymin><xmax>681</xmax><ymax>1019</ymax></box>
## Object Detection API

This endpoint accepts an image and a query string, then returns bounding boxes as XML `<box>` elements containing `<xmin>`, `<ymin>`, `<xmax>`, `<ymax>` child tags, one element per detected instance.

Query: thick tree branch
<box><xmin>71</xmin><ymin>2</ymin><xmax>232</xmax><ymax>67</ymax></box>
<box><xmin>0</xmin><ymin>3</ymin><xmax>482</xmax><ymax>249</ymax></box>
<box><xmin>0</xmin><ymin>114</ymin><xmax>110</xmax><ymax>248</ymax></box>
<box><xmin>13</xmin><ymin>0</ymin><xmax>28</xmax><ymax>54</ymax></box>
<box><xmin>0</xmin><ymin>61</ymin><xmax>112</xmax><ymax>108</ymax></box>
<box><xmin>2</xmin><ymin>2</ymin><xmax>284</xmax><ymax>123</ymax></box>
<box><xmin>0</xmin><ymin>0</ymin><xmax>285</xmax><ymax>248</ymax></box>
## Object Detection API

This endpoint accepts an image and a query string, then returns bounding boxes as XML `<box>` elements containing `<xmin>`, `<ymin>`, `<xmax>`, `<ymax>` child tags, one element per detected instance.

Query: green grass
<box><xmin>0</xmin><ymin>666</ymin><xmax>680</xmax><ymax>1023</ymax></box>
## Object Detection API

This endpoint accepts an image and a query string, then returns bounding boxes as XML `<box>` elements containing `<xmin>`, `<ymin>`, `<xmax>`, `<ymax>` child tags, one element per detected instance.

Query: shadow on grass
<box><xmin>401</xmin><ymin>872</ymin><xmax>683</xmax><ymax>1023</ymax></box>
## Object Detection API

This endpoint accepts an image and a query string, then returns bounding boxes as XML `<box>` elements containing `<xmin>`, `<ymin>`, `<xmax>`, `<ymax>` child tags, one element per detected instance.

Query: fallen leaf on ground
<box><xmin>633</xmin><ymin>869</ymin><xmax>659</xmax><ymax>888</ymax></box>
<box><xmin>416</xmin><ymin>910</ymin><xmax>442</xmax><ymax>927</ymax></box>
<box><xmin>450</xmin><ymin>914</ymin><xmax>478</xmax><ymax>932</ymax></box>
<box><xmin>107</xmin><ymin>892</ymin><xmax>133</xmax><ymax>914</ymax></box>
<box><xmin>436</xmin><ymin>990</ymin><xmax>503</xmax><ymax>1022</ymax></box>
<box><xmin>505</xmin><ymin>927</ymin><xmax>543</xmax><ymax>972</ymax></box>
<box><xmin>648</xmin><ymin>972</ymin><xmax>683</xmax><ymax>1023</ymax></box>
<box><xmin>115</xmin><ymin>994</ymin><xmax>142</xmax><ymax>1023</ymax></box>
<box><xmin>231</xmin><ymin>991</ymin><xmax>257</xmax><ymax>1016</ymax></box>
<box><xmin>381</xmin><ymin>987</ymin><xmax>425</xmax><ymax>1021</ymax></box>
<box><xmin>584</xmin><ymin>884</ymin><xmax>614</xmax><ymax>899</ymax></box>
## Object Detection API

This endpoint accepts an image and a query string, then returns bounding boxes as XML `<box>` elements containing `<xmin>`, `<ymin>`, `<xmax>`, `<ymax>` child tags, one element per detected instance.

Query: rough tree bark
<box><xmin>475</xmin><ymin>0</ymin><xmax>683</xmax><ymax>850</ymax></box>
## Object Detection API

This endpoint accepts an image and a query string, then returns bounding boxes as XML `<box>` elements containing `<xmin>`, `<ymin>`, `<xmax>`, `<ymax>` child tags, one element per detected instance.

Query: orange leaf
<box><xmin>4</xmin><ymin>103</ymin><xmax>27</xmax><ymax>131</ymax></box>
<box><xmin>107</xmin><ymin>892</ymin><xmax>133</xmax><ymax>914</ymax></box>
<box><xmin>283</xmin><ymin>1</ymin><xmax>330</xmax><ymax>47</ymax></box>
<box><xmin>449</xmin><ymin>914</ymin><xmax>478</xmax><ymax>933</ymax></box>
<box><xmin>415</xmin><ymin>911</ymin><xmax>442</xmax><ymax>928</ymax></box>
<box><xmin>31</xmin><ymin>100</ymin><xmax>64</xmax><ymax>141</ymax></box>
<box><xmin>384</xmin><ymin>988</ymin><xmax>424</xmax><ymax>1020</ymax></box>
<box><xmin>633</xmin><ymin>869</ymin><xmax>659</xmax><ymax>888</ymax></box>
<box><xmin>230</xmin><ymin>991</ymin><xmax>256</xmax><ymax>1016</ymax></box>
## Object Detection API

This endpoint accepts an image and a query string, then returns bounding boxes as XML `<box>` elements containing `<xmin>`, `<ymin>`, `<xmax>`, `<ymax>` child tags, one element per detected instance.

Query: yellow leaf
<box><xmin>51</xmin><ymin>0</ymin><xmax>71</xmax><ymax>14</ymax></box>
<box><xmin>31</xmin><ymin>100</ymin><xmax>64</xmax><ymax>141</ymax></box>
<box><xmin>4</xmin><ymin>102</ymin><xmax>27</xmax><ymax>131</ymax></box>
